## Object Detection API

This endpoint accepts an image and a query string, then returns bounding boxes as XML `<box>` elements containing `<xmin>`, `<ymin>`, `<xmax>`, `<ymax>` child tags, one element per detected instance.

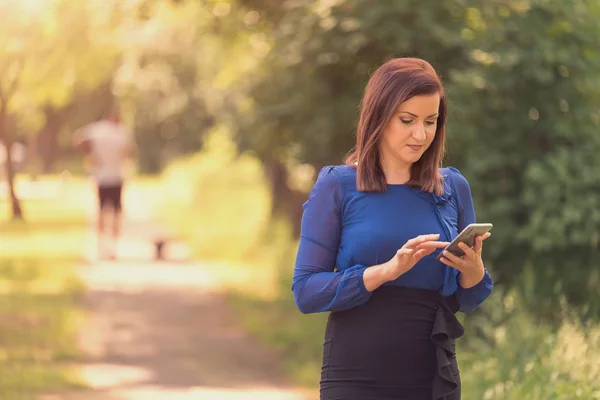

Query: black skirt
<box><xmin>320</xmin><ymin>286</ymin><xmax>465</xmax><ymax>400</ymax></box>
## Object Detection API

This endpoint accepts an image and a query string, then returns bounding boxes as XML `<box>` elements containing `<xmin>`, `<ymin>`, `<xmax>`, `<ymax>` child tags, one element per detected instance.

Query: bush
<box><xmin>460</xmin><ymin>289</ymin><xmax>600</xmax><ymax>399</ymax></box>
<box><xmin>157</xmin><ymin>126</ymin><xmax>272</xmax><ymax>263</ymax></box>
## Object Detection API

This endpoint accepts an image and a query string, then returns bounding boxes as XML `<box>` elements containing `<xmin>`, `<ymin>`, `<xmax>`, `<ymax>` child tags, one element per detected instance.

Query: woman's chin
<box><xmin>401</xmin><ymin>154</ymin><xmax>424</xmax><ymax>165</ymax></box>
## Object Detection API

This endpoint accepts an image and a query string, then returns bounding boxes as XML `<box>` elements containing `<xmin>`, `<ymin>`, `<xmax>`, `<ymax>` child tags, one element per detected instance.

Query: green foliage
<box><xmin>156</xmin><ymin>127</ymin><xmax>272</xmax><ymax>262</ymax></box>
<box><xmin>445</xmin><ymin>0</ymin><xmax>600</xmax><ymax>313</ymax></box>
<box><xmin>114</xmin><ymin>0</ymin><xmax>267</xmax><ymax>173</ymax></box>
<box><xmin>114</xmin><ymin>1</ymin><xmax>218</xmax><ymax>172</ymax></box>
<box><xmin>0</xmin><ymin>0</ymin><xmax>120</xmax><ymax>130</ymax></box>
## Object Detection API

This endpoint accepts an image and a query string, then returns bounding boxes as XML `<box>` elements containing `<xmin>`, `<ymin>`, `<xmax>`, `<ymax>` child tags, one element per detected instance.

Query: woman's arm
<box><xmin>448</xmin><ymin>167</ymin><xmax>494</xmax><ymax>313</ymax></box>
<box><xmin>292</xmin><ymin>167</ymin><xmax>374</xmax><ymax>314</ymax></box>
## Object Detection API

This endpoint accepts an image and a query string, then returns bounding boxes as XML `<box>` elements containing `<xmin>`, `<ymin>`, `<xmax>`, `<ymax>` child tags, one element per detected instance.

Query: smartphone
<box><xmin>437</xmin><ymin>223</ymin><xmax>493</xmax><ymax>259</ymax></box>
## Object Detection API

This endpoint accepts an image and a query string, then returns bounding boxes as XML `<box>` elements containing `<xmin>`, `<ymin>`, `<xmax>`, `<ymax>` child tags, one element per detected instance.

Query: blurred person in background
<box><xmin>292</xmin><ymin>58</ymin><xmax>493</xmax><ymax>400</ymax></box>
<box><xmin>73</xmin><ymin>107</ymin><xmax>135</xmax><ymax>260</ymax></box>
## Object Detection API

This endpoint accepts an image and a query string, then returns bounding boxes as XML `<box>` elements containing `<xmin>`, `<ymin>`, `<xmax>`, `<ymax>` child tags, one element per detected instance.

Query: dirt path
<box><xmin>41</xmin><ymin>182</ymin><xmax>314</xmax><ymax>400</ymax></box>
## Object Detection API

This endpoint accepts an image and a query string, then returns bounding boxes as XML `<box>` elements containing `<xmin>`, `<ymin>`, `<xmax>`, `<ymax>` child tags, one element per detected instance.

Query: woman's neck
<box><xmin>380</xmin><ymin>157</ymin><xmax>412</xmax><ymax>184</ymax></box>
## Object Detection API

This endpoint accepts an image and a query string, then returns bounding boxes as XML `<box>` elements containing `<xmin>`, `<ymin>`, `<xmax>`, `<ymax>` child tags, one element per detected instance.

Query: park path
<box><xmin>41</xmin><ymin>181</ymin><xmax>314</xmax><ymax>400</ymax></box>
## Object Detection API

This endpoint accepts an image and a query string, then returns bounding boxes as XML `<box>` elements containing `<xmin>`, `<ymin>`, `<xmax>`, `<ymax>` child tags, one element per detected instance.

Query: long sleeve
<box><xmin>292</xmin><ymin>166</ymin><xmax>372</xmax><ymax>314</ymax></box>
<box><xmin>448</xmin><ymin>167</ymin><xmax>493</xmax><ymax>313</ymax></box>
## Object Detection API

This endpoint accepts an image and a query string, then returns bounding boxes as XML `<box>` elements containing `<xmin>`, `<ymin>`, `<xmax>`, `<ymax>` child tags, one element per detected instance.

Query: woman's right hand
<box><xmin>382</xmin><ymin>233</ymin><xmax>448</xmax><ymax>281</ymax></box>
<box><xmin>363</xmin><ymin>233</ymin><xmax>448</xmax><ymax>291</ymax></box>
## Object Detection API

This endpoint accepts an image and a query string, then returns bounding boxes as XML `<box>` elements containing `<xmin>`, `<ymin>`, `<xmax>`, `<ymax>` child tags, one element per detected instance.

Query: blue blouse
<box><xmin>292</xmin><ymin>165</ymin><xmax>493</xmax><ymax>314</ymax></box>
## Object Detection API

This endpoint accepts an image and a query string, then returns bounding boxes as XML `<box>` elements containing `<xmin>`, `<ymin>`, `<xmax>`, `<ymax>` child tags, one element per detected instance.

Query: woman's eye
<box><xmin>400</xmin><ymin>119</ymin><xmax>413</xmax><ymax>124</ymax></box>
<box><xmin>425</xmin><ymin>121</ymin><xmax>436</xmax><ymax>126</ymax></box>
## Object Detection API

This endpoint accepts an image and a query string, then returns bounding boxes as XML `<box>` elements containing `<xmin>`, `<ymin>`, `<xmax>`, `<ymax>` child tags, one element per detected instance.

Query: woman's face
<box><xmin>379</xmin><ymin>93</ymin><xmax>440</xmax><ymax>169</ymax></box>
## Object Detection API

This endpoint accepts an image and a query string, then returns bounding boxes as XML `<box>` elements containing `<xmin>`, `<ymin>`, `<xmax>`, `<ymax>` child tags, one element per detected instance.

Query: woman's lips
<box><xmin>407</xmin><ymin>145</ymin><xmax>423</xmax><ymax>151</ymax></box>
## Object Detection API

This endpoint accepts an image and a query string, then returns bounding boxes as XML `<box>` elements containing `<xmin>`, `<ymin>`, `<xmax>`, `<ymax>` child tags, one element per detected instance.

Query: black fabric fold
<box><xmin>431</xmin><ymin>295</ymin><xmax>465</xmax><ymax>399</ymax></box>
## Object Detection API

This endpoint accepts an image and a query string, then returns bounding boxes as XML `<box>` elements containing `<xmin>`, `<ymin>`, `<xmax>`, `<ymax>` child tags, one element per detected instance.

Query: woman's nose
<box><xmin>412</xmin><ymin>125</ymin><xmax>426</xmax><ymax>141</ymax></box>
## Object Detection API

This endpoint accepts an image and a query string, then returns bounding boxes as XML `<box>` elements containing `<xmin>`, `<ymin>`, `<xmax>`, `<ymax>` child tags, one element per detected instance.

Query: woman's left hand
<box><xmin>438</xmin><ymin>233</ymin><xmax>491</xmax><ymax>288</ymax></box>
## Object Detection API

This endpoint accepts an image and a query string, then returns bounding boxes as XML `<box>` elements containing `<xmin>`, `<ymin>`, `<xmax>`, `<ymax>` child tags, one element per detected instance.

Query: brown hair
<box><xmin>345</xmin><ymin>57</ymin><xmax>447</xmax><ymax>195</ymax></box>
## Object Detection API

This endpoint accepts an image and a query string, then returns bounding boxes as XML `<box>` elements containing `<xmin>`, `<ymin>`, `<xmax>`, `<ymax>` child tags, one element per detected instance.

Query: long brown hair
<box><xmin>345</xmin><ymin>58</ymin><xmax>447</xmax><ymax>195</ymax></box>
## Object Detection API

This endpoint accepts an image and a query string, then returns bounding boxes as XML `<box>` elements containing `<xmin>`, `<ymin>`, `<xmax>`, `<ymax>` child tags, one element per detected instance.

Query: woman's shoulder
<box><xmin>440</xmin><ymin>166</ymin><xmax>471</xmax><ymax>189</ymax></box>
<box><xmin>440</xmin><ymin>166</ymin><xmax>473</xmax><ymax>208</ymax></box>
<box><xmin>312</xmin><ymin>165</ymin><xmax>356</xmax><ymax>203</ymax></box>
<box><xmin>316</xmin><ymin>164</ymin><xmax>356</xmax><ymax>184</ymax></box>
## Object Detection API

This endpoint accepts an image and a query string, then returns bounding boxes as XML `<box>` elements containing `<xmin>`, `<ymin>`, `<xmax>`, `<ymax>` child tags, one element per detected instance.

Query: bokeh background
<box><xmin>1</xmin><ymin>0</ymin><xmax>599</xmax><ymax>399</ymax></box>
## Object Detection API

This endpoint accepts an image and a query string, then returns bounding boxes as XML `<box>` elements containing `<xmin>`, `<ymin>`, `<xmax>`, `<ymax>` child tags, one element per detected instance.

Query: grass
<box><xmin>457</xmin><ymin>290</ymin><xmax>600</xmax><ymax>399</ymax></box>
<box><xmin>0</xmin><ymin>174</ymin><xmax>90</xmax><ymax>399</ymax></box>
<box><xmin>230</xmin><ymin>291</ymin><xmax>327</xmax><ymax>387</ymax></box>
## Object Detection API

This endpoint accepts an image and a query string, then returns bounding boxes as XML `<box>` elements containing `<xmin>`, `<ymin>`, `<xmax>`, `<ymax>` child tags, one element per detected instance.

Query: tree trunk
<box><xmin>264</xmin><ymin>159</ymin><xmax>307</xmax><ymax>236</ymax></box>
<box><xmin>27</xmin><ymin>134</ymin><xmax>39</xmax><ymax>181</ymax></box>
<box><xmin>0</xmin><ymin>107</ymin><xmax>23</xmax><ymax>219</ymax></box>
<box><xmin>37</xmin><ymin>106</ymin><xmax>65</xmax><ymax>173</ymax></box>
<box><xmin>38</xmin><ymin>128</ymin><xmax>60</xmax><ymax>173</ymax></box>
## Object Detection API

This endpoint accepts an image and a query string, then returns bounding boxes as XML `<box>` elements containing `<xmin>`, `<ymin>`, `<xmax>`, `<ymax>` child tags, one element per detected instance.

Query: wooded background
<box><xmin>2</xmin><ymin>1</ymin><xmax>599</xmax><ymax>397</ymax></box>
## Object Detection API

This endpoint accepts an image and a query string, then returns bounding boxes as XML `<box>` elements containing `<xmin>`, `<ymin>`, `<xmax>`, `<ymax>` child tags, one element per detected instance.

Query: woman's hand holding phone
<box><xmin>419</xmin><ymin>232</ymin><xmax>492</xmax><ymax>288</ymax></box>
<box><xmin>364</xmin><ymin>231</ymin><xmax>490</xmax><ymax>292</ymax></box>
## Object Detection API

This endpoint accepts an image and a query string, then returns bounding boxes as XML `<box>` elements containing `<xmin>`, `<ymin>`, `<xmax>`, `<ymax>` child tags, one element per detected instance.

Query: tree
<box><xmin>445</xmin><ymin>0</ymin><xmax>600</xmax><ymax>317</ymax></box>
<box><xmin>0</xmin><ymin>0</ymin><xmax>120</xmax><ymax>219</ymax></box>
<box><xmin>113</xmin><ymin>0</ymin><xmax>220</xmax><ymax>173</ymax></box>
<box><xmin>226</xmin><ymin>0</ymin><xmax>475</xmax><ymax>231</ymax></box>
<box><xmin>0</xmin><ymin>29</ymin><xmax>26</xmax><ymax>217</ymax></box>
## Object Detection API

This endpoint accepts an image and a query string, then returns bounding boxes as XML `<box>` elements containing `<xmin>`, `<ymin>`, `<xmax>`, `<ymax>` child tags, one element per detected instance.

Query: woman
<box><xmin>292</xmin><ymin>58</ymin><xmax>493</xmax><ymax>400</ymax></box>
